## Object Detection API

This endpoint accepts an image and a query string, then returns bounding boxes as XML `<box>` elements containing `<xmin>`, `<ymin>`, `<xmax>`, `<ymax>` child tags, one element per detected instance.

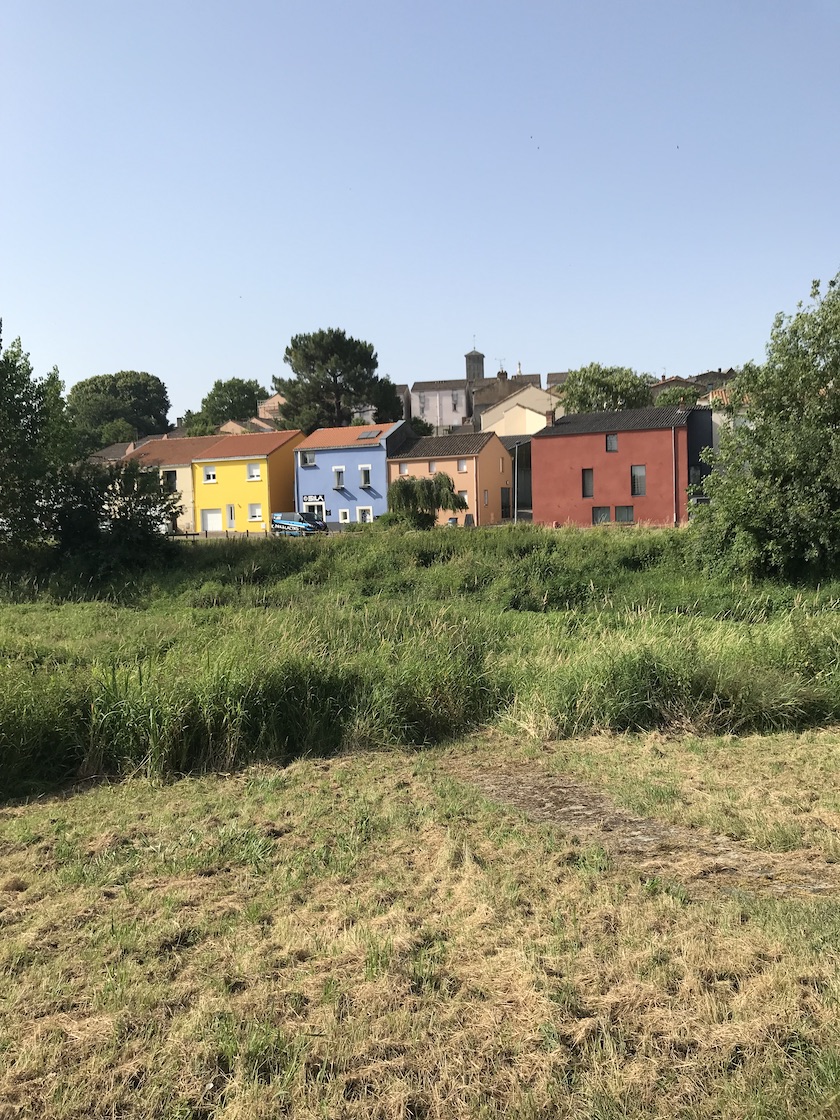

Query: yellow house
<box><xmin>388</xmin><ymin>432</ymin><xmax>512</xmax><ymax>525</ymax></box>
<box><xmin>192</xmin><ymin>430</ymin><xmax>303</xmax><ymax>533</ymax></box>
<box><xmin>123</xmin><ymin>434</ymin><xmax>231</xmax><ymax>533</ymax></box>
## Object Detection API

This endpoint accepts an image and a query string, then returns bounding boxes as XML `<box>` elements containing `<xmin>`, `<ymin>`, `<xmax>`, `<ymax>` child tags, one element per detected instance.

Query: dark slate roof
<box><xmin>499</xmin><ymin>435</ymin><xmax>532</xmax><ymax>451</ymax></box>
<box><xmin>390</xmin><ymin>432</ymin><xmax>495</xmax><ymax>459</ymax></box>
<box><xmin>533</xmin><ymin>407</ymin><xmax>708</xmax><ymax>439</ymax></box>
<box><xmin>411</xmin><ymin>379</ymin><xmax>469</xmax><ymax>393</ymax></box>
<box><xmin>546</xmin><ymin>371</ymin><xmax>570</xmax><ymax>387</ymax></box>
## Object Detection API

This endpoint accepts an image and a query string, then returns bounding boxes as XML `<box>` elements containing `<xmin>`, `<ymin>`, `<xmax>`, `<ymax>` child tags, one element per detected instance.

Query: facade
<box><xmin>191</xmin><ymin>430</ymin><xmax>304</xmax><ymax>533</ymax></box>
<box><xmin>387</xmin><ymin>432</ymin><xmax>513</xmax><ymax>526</ymax></box>
<box><xmin>478</xmin><ymin>384</ymin><xmax>563</xmax><ymax>436</ymax></box>
<box><xmin>294</xmin><ymin>421</ymin><xmax>412</xmax><ymax>527</ymax></box>
<box><xmin>123</xmin><ymin>435</ymin><xmax>230</xmax><ymax>532</ymax></box>
<box><xmin>531</xmin><ymin>407</ymin><xmax>713</xmax><ymax>528</ymax></box>
<box><xmin>410</xmin><ymin>350</ymin><xmax>488</xmax><ymax>435</ymax></box>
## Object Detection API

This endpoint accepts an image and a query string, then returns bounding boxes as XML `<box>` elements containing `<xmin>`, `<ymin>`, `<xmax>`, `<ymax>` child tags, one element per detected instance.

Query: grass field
<box><xmin>3</xmin><ymin>526</ymin><xmax>840</xmax><ymax>1116</ymax></box>
<box><xmin>3</xmin><ymin>733</ymin><xmax>840</xmax><ymax>1119</ymax></box>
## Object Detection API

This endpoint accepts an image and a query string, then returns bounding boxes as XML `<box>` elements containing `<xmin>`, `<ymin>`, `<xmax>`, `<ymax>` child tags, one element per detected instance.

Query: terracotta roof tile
<box><xmin>124</xmin><ymin>435</ymin><xmax>229</xmax><ymax>467</ymax></box>
<box><xmin>298</xmin><ymin>423</ymin><xmax>403</xmax><ymax>450</ymax></box>
<box><xmin>192</xmin><ymin>430</ymin><xmax>302</xmax><ymax>460</ymax></box>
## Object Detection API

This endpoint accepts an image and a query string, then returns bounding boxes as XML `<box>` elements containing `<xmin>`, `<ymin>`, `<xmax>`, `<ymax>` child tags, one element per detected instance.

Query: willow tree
<box><xmin>387</xmin><ymin>472</ymin><xmax>467</xmax><ymax>529</ymax></box>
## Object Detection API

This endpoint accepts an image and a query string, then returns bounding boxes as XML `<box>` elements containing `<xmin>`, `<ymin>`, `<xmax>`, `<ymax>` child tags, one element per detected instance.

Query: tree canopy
<box><xmin>694</xmin><ymin>273</ymin><xmax>840</xmax><ymax>578</ymax></box>
<box><xmin>654</xmin><ymin>383</ymin><xmax>700</xmax><ymax>408</ymax></box>
<box><xmin>67</xmin><ymin>371</ymin><xmax>170</xmax><ymax>450</ymax></box>
<box><xmin>274</xmin><ymin>328</ymin><xmax>402</xmax><ymax>433</ymax></box>
<box><xmin>560</xmin><ymin>364</ymin><xmax>654</xmax><ymax>413</ymax></box>
<box><xmin>387</xmin><ymin>472</ymin><xmax>468</xmax><ymax>530</ymax></box>
<box><xmin>185</xmin><ymin>377</ymin><xmax>269</xmax><ymax>434</ymax></box>
<box><xmin>0</xmin><ymin>331</ymin><xmax>76</xmax><ymax>542</ymax></box>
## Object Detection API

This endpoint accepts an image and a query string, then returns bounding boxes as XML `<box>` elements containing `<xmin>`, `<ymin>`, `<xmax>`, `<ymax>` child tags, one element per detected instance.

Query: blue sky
<box><xmin>3</xmin><ymin>0</ymin><xmax>839</xmax><ymax>420</ymax></box>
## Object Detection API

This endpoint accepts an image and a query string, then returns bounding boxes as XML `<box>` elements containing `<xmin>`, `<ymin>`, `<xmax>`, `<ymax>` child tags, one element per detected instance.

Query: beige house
<box><xmin>388</xmin><ymin>432</ymin><xmax>512</xmax><ymax>526</ymax></box>
<box><xmin>123</xmin><ymin>435</ymin><xmax>230</xmax><ymax>532</ymax></box>
<box><xmin>478</xmin><ymin>384</ymin><xmax>564</xmax><ymax>436</ymax></box>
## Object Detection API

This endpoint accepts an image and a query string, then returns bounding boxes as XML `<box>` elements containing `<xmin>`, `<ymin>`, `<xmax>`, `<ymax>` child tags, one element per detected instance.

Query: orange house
<box><xmin>387</xmin><ymin>432</ymin><xmax>513</xmax><ymax>525</ymax></box>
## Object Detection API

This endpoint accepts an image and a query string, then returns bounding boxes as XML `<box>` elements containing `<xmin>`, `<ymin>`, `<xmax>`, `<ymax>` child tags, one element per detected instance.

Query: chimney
<box><xmin>497</xmin><ymin>368</ymin><xmax>508</xmax><ymax>381</ymax></box>
<box><xmin>545</xmin><ymin>409</ymin><xmax>555</xmax><ymax>426</ymax></box>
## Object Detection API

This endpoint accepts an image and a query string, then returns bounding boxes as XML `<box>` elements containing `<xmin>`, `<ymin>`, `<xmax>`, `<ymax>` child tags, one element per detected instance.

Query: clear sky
<box><xmin>3</xmin><ymin>0</ymin><xmax>839</xmax><ymax>420</ymax></box>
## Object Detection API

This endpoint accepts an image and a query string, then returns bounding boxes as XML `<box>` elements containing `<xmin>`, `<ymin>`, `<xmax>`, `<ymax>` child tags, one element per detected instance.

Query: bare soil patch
<box><xmin>443</xmin><ymin>759</ymin><xmax>840</xmax><ymax>899</ymax></box>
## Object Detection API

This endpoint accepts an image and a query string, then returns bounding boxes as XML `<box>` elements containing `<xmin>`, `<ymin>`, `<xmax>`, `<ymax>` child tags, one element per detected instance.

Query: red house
<box><xmin>531</xmin><ymin>407</ymin><xmax>712</xmax><ymax>527</ymax></box>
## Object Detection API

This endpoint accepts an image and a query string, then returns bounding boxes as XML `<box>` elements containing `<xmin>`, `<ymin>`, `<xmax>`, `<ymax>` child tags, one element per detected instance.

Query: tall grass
<box><xmin>4</xmin><ymin>525</ymin><xmax>840</xmax><ymax>795</ymax></box>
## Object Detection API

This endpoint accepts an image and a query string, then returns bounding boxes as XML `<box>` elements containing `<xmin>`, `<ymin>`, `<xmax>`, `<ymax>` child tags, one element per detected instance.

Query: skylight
<box><xmin>357</xmin><ymin>429</ymin><xmax>380</xmax><ymax>440</ymax></box>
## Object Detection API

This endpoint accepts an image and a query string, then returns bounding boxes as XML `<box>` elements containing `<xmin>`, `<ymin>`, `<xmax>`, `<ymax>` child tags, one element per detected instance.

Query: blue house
<box><xmin>294</xmin><ymin>421</ymin><xmax>412</xmax><ymax>526</ymax></box>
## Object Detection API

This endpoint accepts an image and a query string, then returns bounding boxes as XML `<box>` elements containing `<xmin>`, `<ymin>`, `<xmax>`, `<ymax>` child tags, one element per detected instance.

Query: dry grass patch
<box><xmin>2</xmin><ymin>747</ymin><xmax>840</xmax><ymax>1118</ymax></box>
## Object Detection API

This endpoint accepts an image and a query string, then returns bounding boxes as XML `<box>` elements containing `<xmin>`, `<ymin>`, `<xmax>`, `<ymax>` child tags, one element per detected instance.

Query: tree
<box><xmin>654</xmin><ymin>384</ymin><xmax>700</xmax><ymax>408</ymax></box>
<box><xmin>67</xmin><ymin>371</ymin><xmax>170</xmax><ymax>450</ymax></box>
<box><xmin>45</xmin><ymin>460</ymin><xmax>182</xmax><ymax>562</ymax></box>
<box><xmin>0</xmin><ymin>330</ymin><xmax>77</xmax><ymax>543</ymax></box>
<box><xmin>189</xmin><ymin>377</ymin><xmax>268</xmax><ymax>431</ymax></box>
<box><xmin>693</xmin><ymin>273</ymin><xmax>840</xmax><ymax>578</ymax></box>
<box><xmin>561</xmin><ymin>364</ymin><xmax>654</xmax><ymax>413</ymax></box>
<box><xmin>387</xmin><ymin>472</ymin><xmax>468</xmax><ymax>529</ymax></box>
<box><xmin>274</xmin><ymin>328</ymin><xmax>401</xmax><ymax>433</ymax></box>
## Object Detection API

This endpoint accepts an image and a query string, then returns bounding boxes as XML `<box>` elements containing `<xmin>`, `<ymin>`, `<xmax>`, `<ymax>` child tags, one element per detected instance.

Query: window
<box><xmin>248</xmin><ymin>503</ymin><xmax>262</xmax><ymax>521</ymax></box>
<box><xmin>592</xmin><ymin>506</ymin><xmax>610</xmax><ymax>524</ymax></box>
<box><xmin>202</xmin><ymin>465</ymin><xmax>216</xmax><ymax>483</ymax></box>
<box><xmin>357</xmin><ymin>429</ymin><xmax>380</xmax><ymax>440</ymax></box>
<box><xmin>451</xmin><ymin>392</ymin><xmax>460</xmax><ymax>411</ymax></box>
<box><xmin>399</xmin><ymin>462</ymin><xmax>408</xmax><ymax>475</ymax></box>
<box><xmin>631</xmin><ymin>465</ymin><xmax>646</xmax><ymax>496</ymax></box>
<box><xmin>246</xmin><ymin>462</ymin><xmax>261</xmax><ymax>481</ymax></box>
<box><xmin>339</xmin><ymin>509</ymin><xmax>350</xmax><ymax>524</ymax></box>
<box><xmin>359</xmin><ymin>466</ymin><xmax>372</xmax><ymax>488</ymax></box>
<box><xmin>615</xmin><ymin>506</ymin><xmax>634</xmax><ymax>523</ymax></box>
<box><xmin>483</xmin><ymin>489</ymin><xmax>489</xmax><ymax>506</ymax></box>
<box><xmin>428</xmin><ymin>461</ymin><xmax>436</xmax><ymax>473</ymax></box>
<box><xmin>457</xmin><ymin>459</ymin><xmax>467</xmax><ymax>473</ymax></box>
<box><xmin>162</xmin><ymin>470</ymin><xmax>177</xmax><ymax>493</ymax></box>
<box><xmin>357</xmin><ymin>506</ymin><xmax>373</xmax><ymax>523</ymax></box>
<box><xmin>333</xmin><ymin>467</ymin><xmax>345</xmax><ymax>489</ymax></box>
<box><xmin>301</xmin><ymin>450</ymin><xmax>315</xmax><ymax>466</ymax></box>
<box><xmin>582</xmin><ymin>468</ymin><xmax>593</xmax><ymax>498</ymax></box>
<box><xmin>457</xmin><ymin>490</ymin><xmax>469</xmax><ymax>506</ymax></box>
<box><xmin>500</xmin><ymin>458</ymin><xmax>504</xmax><ymax>473</ymax></box>
<box><xmin>606</xmin><ymin>433</ymin><xmax>618</xmax><ymax>452</ymax></box>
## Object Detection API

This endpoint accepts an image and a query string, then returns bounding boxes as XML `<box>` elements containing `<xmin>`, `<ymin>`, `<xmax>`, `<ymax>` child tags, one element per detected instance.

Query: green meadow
<box><xmin>3</xmin><ymin>526</ymin><xmax>840</xmax><ymax>1119</ymax></box>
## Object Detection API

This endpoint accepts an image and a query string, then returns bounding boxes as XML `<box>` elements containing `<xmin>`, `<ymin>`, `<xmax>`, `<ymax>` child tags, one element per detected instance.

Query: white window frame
<box><xmin>483</xmin><ymin>489</ymin><xmax>489</xmax><ymax>506</ymax></box>
<box><xmin>301</xmin><ymin>450</ymin><xmax>315</xmax><ymax>466</ymax></box>
<box><xmin>457</xmin><ymin>459</ymin><xmax>467</xmax><ymax>473</ymax></box>
<box><xmin>356</xmin><ymin>506</ymin><xmax>373</xmax><ymax>524</ymax></box>
<box><xmin>428</xmin><ymin>461</ymin><xmax>436</xmax><ymax>474</ymax></box>
<box><xmin>338</xmin><ymin>508</ymin><xmax>350</xmax><ymax>524</ymax></box>
<box><xmin>457</xmin><ymin>490</ymin><xmax>469</xmax><ymax>506</ymax></box>
<box><xmin>333</xmin><ymin>466</ymin><xmax>346</xmax><ymax>489</ymax></box>
<box><xmin>248</xmin><ymin>503</ymin><xmax>262</xmax><ymax>521</ymax></box>
<box><xmin>359</xmin><ymin>464</ymin><xmax>372</xmax><ymax>488</ymax></box>
<box><xmin>246</xmin><ymin>462</ymin><xmax>261</xmax><ymax>481</ymax></box>
<box><xmin>399</xmin><ymin>463</ymin><xmax>408</xmax><ymax>475</ymax></box>
<box><xmin>203</xmin><ymin>465</ymin><xmax>217</xmax><ymax>484</ymax></box>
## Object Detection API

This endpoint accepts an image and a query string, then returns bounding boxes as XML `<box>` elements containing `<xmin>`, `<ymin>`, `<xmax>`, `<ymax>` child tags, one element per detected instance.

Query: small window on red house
<box><xmin>606</xmin><ymin>433</ymin><xmax>618</xmax><ymax>452</ymax></box>
<box><xmin>582</xmin><ymin>468</ymin><xmax>593</xmax><ymax>498</ymax></box>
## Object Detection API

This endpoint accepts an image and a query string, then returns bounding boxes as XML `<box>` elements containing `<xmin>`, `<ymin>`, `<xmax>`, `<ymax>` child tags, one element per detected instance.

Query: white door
<box><xmin>304</xmin><ymin>502</ymin><xmax>325</xmax><ymax>519</ymax></box>
<box><xmin>226</xmin><ymin>504</ymin><xmax>236</xmax><ymax>529</ymax></box>
<box><xmin>201</xmin><ymin>509</ymin><xmax>223</xmax><ymax>532</ymax></box>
